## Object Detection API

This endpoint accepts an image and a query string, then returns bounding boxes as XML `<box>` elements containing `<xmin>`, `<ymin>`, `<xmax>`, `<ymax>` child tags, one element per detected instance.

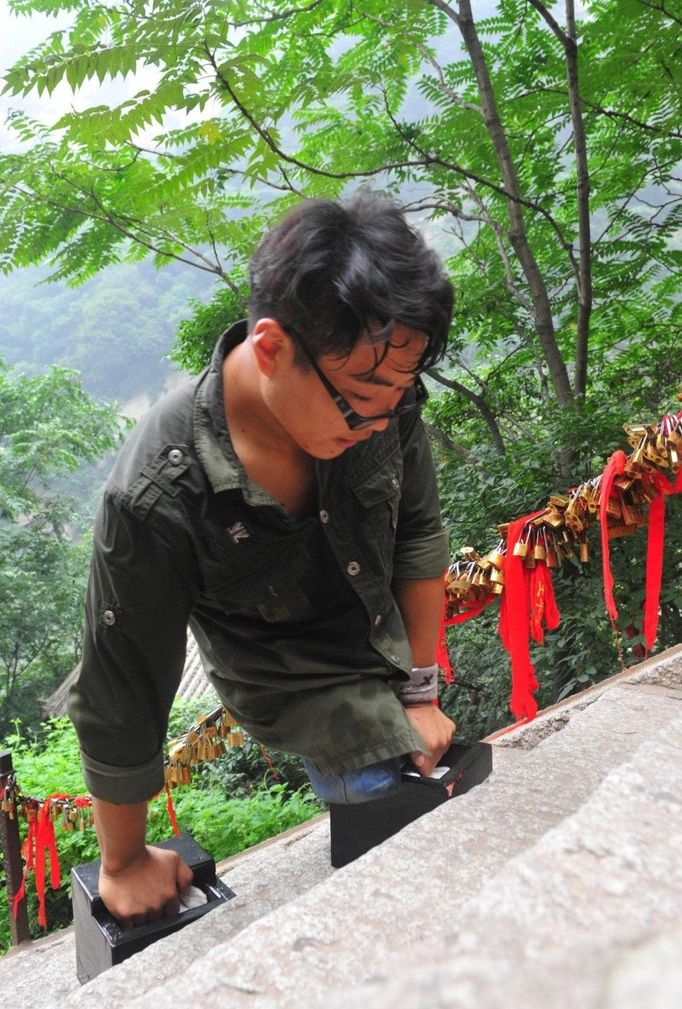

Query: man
<box><xmin>68</xmin><ymin>192</ymin><xmax>456</xmax><ymax>928</ymax></box>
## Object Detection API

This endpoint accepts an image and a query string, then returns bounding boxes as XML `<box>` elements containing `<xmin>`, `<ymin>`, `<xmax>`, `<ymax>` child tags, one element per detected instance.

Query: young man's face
<box><xmin>261</xmin><ymin>323</ymin><xmax>427</xmax><ymax>459</ymax></box>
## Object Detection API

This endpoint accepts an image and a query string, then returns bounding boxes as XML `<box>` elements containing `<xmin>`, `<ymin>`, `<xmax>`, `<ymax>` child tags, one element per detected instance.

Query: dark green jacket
<box><xmin>68</xmin><ymin>323</ymin><xmax>449</xmax><ymax>803</ymax></box>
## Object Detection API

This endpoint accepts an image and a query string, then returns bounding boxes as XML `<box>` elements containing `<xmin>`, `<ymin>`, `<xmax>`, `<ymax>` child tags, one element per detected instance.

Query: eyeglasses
<box><xmin>284</xmin><ymin>325</ymin><xmax>428</xmax><ymax>431</ymax></box>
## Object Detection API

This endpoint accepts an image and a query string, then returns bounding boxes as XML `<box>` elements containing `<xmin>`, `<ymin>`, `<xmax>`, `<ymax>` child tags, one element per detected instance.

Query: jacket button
<box><xmin>390</xmin><ymin>653</ymin><xmax>401</xmax><ymax>664</ymax></box>
<box><xmin>168</xmin><ymin>449</ymin><xmax>184</xmax><ymax>465</ymax></box>
<box><xmin>391</xmin><ymin>476</ymin><xmax>400</xmax><ymax>489</ymax></box>
<box><xmin>319</xmin><ymin>509</ymin><xmax>330</xmax><ymax>523</ymax></box>
<box><xmin>374</xmin><ymin>614</ymin><xmax>382</xmax><ymax>626</ymax></box>
<box><xmin>347</xmin><ymin>561</ymin><xmax>361</xmax><ymax>576</ymax></box>
<box><xmin>102</xmin><ymin>609</ymin><xmax>116</xmax><ymax>626</ymax></box>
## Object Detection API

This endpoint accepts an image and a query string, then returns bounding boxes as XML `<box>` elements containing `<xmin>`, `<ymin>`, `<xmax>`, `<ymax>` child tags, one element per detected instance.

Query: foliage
<box><xmin>0</xmin><ymin>710</ymin><xmax>321</xmax><ymax>955</ymax></box>
<box><xmin>0</xmin><ymin>0</ymin><xmax>680</xmax><ymax>726</ymax></box>
<box><xmin>170</xmin><ymin>275</ymin><xmax>249</xmax><ymax>375</ymax></box>
<box><xmin>0</xmin><ymin>358</ymin><xmax>126</xmax><ymax>733</ymax></box>
<box><xmin>167</xmin><ymin>698</ymin><xmax>313</xmax><ymax>796</ymax></box>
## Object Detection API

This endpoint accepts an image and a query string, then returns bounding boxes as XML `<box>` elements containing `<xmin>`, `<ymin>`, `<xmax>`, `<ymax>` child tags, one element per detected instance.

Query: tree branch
<box><xmin>427</xmin><ymin>0</ymin><xmax>461</xmax><ymax>28</ymax></box>
<box><xmin>228</xmin><ymin>0</ymin><xmax>326</xmax><ymax>28</ymax></box>
<box><xmin>564</xmin><ymin>0</ymin><xmax>591</xmax><ymax>402</ymax></box>
<box><xmin>510</xmin><ymin>87</ymin><xmax>682</xmax><ymax>139</ymax></box>
<box><xmin>461</xmin><ymin>180</ymin><xmax>536</xmax><ymax>315</ymax></box>
<box><xmin>638</xmin><ymin>0</ymin><xmax>682</xmax><ymax>27</ymax></box>
<box><xmin>418</xmin><ymin>45</ymin><xmax>482</xmax><ymax>114</ymax></box>
<box><xmin>436</xmin><ymin>0</ymin><xmax>574</xmax><ymax>410</ymax></box>
<box><xmin>204</xmin><ymin>43</ymin><xmax>439</xmax><ymax>183</ymax></box>
<box><xmin>8</xmin><ymin>179</ymin><xmax>223</xmax><ymax>278</ymax></box>
<box><xmin>426</xmin><ymin>367</ymin><xmax>507</xmax><ymax>454</ymax></box>
<box><xmin>526</xmin><ymin>0</ymin><xmax>570</xmax><ymax>45</ymax></box>
<box><xmin>379</xmin><ymin>83</ymin><xmax>575</xmax><ymax>257</ymax></box>
<box><xmin>207</xmin><ymin>37</ymin><xmax>575</xmax><ymax>249</ymax></box>
<box><xmin>522</xmin><ymin>2</ymin><xmax>591</xmax><ymax>401</ymax></box>
<box><xmin>423</xmin><ymin>421</ymin><xmax>473</xmax><ymax>461</ymax></box>
<box><xmin>54</xmin><ymin>168</ymin><xmax>229</xmax><ymax>278</ymax></box>
<box><xmin>358</xmin><ymin>9</ymin><xmax>482</xmax><ymax>114</ymax></box>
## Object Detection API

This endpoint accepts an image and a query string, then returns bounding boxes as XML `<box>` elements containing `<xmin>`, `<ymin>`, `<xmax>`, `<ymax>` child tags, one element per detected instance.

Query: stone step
<box><xmin>47</xmin><ymin>647</ymin><xmax>681</xmax><ymax>1009</ymax></box>
<box><xmin>324</xmin><ymin>709</ymin><xmax>682</xmax><ymax>1009</ymax></box>
<box><xmin>0</xmin><ymin>811</ymin><xmax>333</xmax><ymax>1009</ymax></box>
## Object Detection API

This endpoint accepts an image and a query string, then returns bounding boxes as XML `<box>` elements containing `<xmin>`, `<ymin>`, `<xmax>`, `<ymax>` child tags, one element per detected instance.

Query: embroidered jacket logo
<box><xmin>226</xmin><ymin>521</ymin><xmax>250</xmax><ymax>544</ymax></box>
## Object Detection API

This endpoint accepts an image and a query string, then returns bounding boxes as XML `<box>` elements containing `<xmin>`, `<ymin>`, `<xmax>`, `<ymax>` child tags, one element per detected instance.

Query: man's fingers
<box><xmin>176</xmin><ymin>856</ymin><xmax>194</xmax><ymax>893</ymax></box>
<box><xmin>161</xmin><ymin>894</ymin><xmax>181</xmax><ymax>918</ymax></box>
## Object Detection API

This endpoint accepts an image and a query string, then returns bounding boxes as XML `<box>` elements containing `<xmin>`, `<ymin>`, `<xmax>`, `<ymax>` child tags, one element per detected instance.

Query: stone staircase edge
<box><xmin>484</xmin><ymin>642</ymin><xmax>682</xmax><ymax>749</ymax></box>
<box><xmin>78</xmin><ymin>679</ymin><xmax>682</xmax><ymax>1009</ymax></box>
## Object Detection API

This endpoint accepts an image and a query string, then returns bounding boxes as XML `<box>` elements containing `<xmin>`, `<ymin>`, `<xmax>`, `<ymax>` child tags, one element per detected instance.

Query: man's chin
<box><xmin>304</xmin><ymin>437</ymin><xmax>365</xmax><ymax>459</ymax></box>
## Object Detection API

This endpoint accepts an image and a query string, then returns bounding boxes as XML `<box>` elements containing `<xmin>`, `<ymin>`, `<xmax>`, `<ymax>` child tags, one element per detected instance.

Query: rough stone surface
<box><xmin>47</xmin><ymin>674</ymin><xmax>682</xmax><ymax>1009</ymax></box>
<box><xmin>0</xmin><ymin>814</ymin><xmax>332</xmax><ymax>1009</ymax></box>
<box><xmin>602</xmin><ymin>924</ymin><xmax>682</xmax><ymax>1009</ymax></box>
<box><xmin>5</xmin><ymin>646</ymin><xmax>681</xmax><ymax>1009</ymax></box>
<box><xmin>491</xmin><ymin>642</ymin><xmax>682</xmax><ymax>751</ymax></box>
<box><xmin>317</xmin><ymin>713</ymin><xmax>682</xmax><ymax>1009</ymax></box>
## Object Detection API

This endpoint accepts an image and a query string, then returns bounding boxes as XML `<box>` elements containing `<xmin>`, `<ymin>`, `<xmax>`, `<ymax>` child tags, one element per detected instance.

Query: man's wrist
<box><xmin>399</xmin><ymin>662</ymin><xmax>439</xmax><ymax>706</ymax></box>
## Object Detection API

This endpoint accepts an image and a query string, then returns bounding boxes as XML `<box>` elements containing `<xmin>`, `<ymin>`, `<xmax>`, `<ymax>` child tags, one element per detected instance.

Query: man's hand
<box><xmin>404</xmin><ymin>703</ymin><xmax>456</xmax><ymax>777</ymax></box>
<box><xmin>98</xmin><ymin>844</ymin><xmax>194</xmax><ymax>930</ymax></box>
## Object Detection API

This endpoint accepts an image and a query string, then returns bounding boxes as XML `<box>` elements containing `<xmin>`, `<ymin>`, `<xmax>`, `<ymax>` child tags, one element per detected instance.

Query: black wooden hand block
<box><xmin>329</xmin><ymin>739</ymin><xmax>493</xmax><ymax>868</ymax></box>
<box><xmin>71</xmin><ymin>832</ymin><xmax>235</xmax><ymax>984</ymax></box>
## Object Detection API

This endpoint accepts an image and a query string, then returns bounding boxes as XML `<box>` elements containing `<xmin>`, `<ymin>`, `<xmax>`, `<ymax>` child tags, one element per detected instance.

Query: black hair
<box><xmin>247</xmin><ymin>191</ymin><xmax>453</xmax><ymax>371</ymax></box>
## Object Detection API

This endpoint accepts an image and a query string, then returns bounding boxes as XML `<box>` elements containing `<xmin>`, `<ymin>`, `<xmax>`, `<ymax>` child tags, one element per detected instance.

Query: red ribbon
<box><xmin>438</xmin><ymin>593</ymin><xmax>497</xmax><ymax>684</ymax></box>
<box><xmin>165</xmin><ymin>784</ymin><xmax>180</xmax><ymax>837</ymax></box>
<box><xmin>599</xmin><ymin>450</ymin><xmax>628</xmax><ymax>624</ymax></box>
<box><xmin>529</xmin><ymin>561</ymin><xmax>561</xmax><ymax>645</ymax></box>
<box><xmin>12</xmin><ymin>814</ymin><xmax>35</xmax><ymax>922</ymax></box>
<box><xmin>642</xmin><ymin>466</ymin><xmax>682</xmax><ymax>654</ymax></box>
<box><xmin>436</xmin><ymin>592</ymin><xmax>455</xmax><ymax>683</ymax></box>
<box><xmin>498</xmin><ymin>512</ymin><xmax>545</xmax><ymax>722</ymax></box>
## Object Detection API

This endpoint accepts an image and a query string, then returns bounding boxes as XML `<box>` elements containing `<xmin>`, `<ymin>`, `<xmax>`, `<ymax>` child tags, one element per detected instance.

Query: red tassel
<box><xmin>445</xmin><ymin>595</ymin><xmax>497</xmax><ymax>626</ymax></box>
<box><xmin>165</xmin><ymin>785</ymin><xmax>180</xmax><ymax>837</ymax></box>
<box><xmin>529</xmin><ymin>562</ymin><xmax>560</xmax><ymax>645</ymax></box>
<box><xmin>644</xmin><ymin>491</ymin><xmax>666</xmax><ymax>655</ymax></box>
<box><xmin>599</xmin><ymin>450</ymin><xmax>628</xmax><ymax>623</ymax></box>
<box><xmin>259</xmin><ymin>745</ymin><xmax>281</xmax><ymax>781</ymax></box>
<box><xmin>436</xmin><ymin>593</ymin><xmax>455</xmax><ymax>684</ymax></box>
<box><xmin>438</xmin><ymin>592</ymin><xmax>498</xmax><ymax>685</ymax></box>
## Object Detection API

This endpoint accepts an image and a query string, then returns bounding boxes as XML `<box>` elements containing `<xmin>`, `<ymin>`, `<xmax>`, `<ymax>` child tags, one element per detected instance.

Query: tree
<box><xmin>0</xmin><ymin>358</ymin><xmax>125</xmax><ymax>731</ymax></box>
<box><xmin>1</xmin><ymin>0</ymin><xmax>680</xmax><ymax>727</ymax></box>
<box><xmin>1</xmin><ymin>1</ymin><xmax>679</xmax><ymax>419</ymax></box>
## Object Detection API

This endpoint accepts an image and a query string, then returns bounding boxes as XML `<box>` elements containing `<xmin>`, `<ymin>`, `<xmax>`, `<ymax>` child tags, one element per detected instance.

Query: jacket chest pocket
<box><xmin>351</xmin><ymin>466</ymin><xmax>402</xmax><ymax>564</ymax></box>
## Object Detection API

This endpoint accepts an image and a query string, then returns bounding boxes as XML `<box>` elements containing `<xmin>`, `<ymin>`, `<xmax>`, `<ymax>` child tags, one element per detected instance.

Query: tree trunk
<box><xmin>445</xmin><ymin>0</ymin><xmax>576</xmax><ymax>409</ymax></box>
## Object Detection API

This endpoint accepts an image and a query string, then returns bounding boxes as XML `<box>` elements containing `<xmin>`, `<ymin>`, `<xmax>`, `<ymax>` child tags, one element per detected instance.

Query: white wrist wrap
<box><xmin>399</xmin><ymin>662</ymin><xmax>439</xmax><ymax>705</ymax></box>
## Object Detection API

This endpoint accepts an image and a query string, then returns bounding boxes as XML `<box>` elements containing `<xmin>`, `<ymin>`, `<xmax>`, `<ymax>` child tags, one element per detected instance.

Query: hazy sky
<box><xmin>0</xmin><ymin>4</ymin><xmax>66</xmax><ymax>148</ymax></box>
<box><xmin>0</xmin><ymin>2</ymin><xmax>160</xmax><ymax>152</ymax></box>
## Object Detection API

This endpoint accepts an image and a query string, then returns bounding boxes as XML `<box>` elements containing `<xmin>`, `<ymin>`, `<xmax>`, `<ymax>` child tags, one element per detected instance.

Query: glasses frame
<box><xmin>284</xmin><ymin>325</ymin><xmax>428</xmax><ymax>431</ymax></box>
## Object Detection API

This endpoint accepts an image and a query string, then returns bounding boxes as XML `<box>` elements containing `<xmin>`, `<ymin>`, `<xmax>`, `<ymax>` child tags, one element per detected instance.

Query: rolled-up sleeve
<box><xmin>392</xmin><ymin>409</ymin><xmax>450</xmax><ymax>580</ymax></box>
<box><xmin>68</xmin><ymin>492</ymin><xmax>199</xmax><ymax>803</ymax></box>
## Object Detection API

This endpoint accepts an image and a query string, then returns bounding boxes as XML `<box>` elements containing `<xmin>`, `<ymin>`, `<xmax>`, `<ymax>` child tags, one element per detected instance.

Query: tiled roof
<box><xmin>42</xmin><ymin>631</ymin><xmax>219</xmax><ymax>719</ymax></box>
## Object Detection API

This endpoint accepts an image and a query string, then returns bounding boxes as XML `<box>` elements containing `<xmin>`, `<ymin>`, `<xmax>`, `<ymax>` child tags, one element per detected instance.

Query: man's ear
<box><xmin>250</xmin><ymin>318</ymin><xmax>292</xmax><ymax>378</ymax></box>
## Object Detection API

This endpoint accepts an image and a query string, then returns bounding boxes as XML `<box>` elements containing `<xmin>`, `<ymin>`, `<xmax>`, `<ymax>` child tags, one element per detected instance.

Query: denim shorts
<box><xmin>302</xmin><ymin>756</ymin><xmax>402</xmax><ymax>804</ymax></box>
